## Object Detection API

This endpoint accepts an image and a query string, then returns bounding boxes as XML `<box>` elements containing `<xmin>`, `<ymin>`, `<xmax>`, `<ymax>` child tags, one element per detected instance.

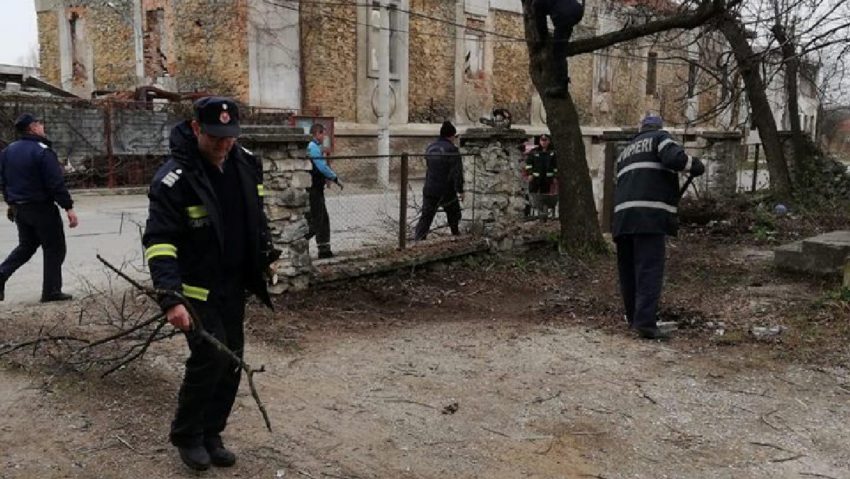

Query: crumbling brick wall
<box><xmin>37</xmin><ymin>10</ymin><xmax>61</xmax><ymax>87</ymax></box>
<box><xmin>408</xmin><ymin>0</ymin><xmax>456</xmax><ymax>123</ymax></box>
<box><xmin>492</xmin><ymin>10</ymin><xmax>531</xmax><ymax>125</ymax></box>
<box><xmin>87</xmin><ymin>5</ymin><xmax>137</xmax><ymax>91</ymax></box>
<box><xmin>301</xmin><ymin>0</ymin><xmax>358</xmax><ymax>121</ymax></box>
<box><xmin>172</xmin><ymin>1</ymin><xmax>249</xmax><ymax>100</ymax></box>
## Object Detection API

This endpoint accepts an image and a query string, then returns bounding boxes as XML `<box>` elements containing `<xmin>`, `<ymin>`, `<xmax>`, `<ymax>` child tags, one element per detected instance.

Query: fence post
<box><xmin>104</xmin><ymin>100</ymin><xmax>115</xmax><ymax>188</ymax></box>
<box><xmin>398</xmin><ymin>153</ymin><xmax>409</xmax><ymax>250</ymax></box>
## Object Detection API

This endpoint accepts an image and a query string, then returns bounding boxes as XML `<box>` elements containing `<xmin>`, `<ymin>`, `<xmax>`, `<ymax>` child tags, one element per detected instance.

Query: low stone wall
<box><xmin>240</xmin><ymin>129</ymin><xmax>314</xmax><ymax>293</ymax></box>
<box><xmin>460</xmin><ymin>128</ymin><xmax>529</xmax><ymax>236</ymax></box>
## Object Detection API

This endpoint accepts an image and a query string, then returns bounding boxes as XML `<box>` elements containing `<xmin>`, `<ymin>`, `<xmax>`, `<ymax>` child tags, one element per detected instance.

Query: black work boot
<box><xmin>635</xmin><ymin>327</ymin><xmax>671</xmax><ymax>341</ymax></box>
<box><xmin>318</xmin><ymin>249</ymin><xmax>334</xmax><ymax>259</ymax></box>
<box><xmin>177</xmin><ymin>445</ymin><xmax>211</xmax><ymax>471</ymax></box>
<box><xmin>41</xmin><ymin>292</ymin><xmax>73</xmax><ymax>303</ymax></box>
<box><xmin>204</xmin><ymin>436</ymin><xmax>236</xmax><ymax>467</ymax></box>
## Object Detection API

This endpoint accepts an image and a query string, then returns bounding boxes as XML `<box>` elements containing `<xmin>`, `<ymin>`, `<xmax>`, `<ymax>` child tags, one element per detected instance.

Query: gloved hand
<box><xmin>6</xmin><ymin>206</ymin><xmax>15</xmax><ymax>223</ymax></box>
<box><xmin>263</xmin><ymin>247</ymin><xmax>282</xmax><ymax>268</ymax></box>
<box><xmin>690</xmin><ymin>157</ymin><xmax>705</xmax><ymax>177</ymax></box>
<box><xmin>263</xmin><ymin>248</ymin><xmax>282</xmax><ymax>286</ymax></box>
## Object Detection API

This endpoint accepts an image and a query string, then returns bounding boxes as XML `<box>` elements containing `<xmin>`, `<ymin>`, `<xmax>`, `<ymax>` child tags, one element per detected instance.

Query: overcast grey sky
<box><xmin>0</xmin><ymin>0</ymin><xmax>38</xmax><ymax>66</ymax></box>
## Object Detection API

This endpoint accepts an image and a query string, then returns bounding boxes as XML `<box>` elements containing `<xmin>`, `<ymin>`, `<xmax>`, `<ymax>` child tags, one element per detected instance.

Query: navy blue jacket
<box><xmin>611</xmin><ymin>128</ymin><xmax>702</xmax><ymax>238</ymax></box>
<box><xmin>423</xmin><ymin>137</ymin><xmax>464</xmax><ymax>197</ymax></box>
<box><xmin>0</xmin><ymin>135</ymin><xmax>73</xmax><ymax>210</ymax></box>
<box><xmin>142</xmin><ymin>121</ymin><xmax>273</xmax><ymax>312</ymax></box>
<box><xmin>535</xmin><ymin>0</ymin><xmax>584</xmax><ymax>27</ymax></box>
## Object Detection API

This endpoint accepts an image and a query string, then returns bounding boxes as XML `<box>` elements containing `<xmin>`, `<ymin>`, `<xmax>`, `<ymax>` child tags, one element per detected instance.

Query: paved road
<box><xmin>0</xmin><ymin>189</ymin><xmax>451</xmax><ymax>306</ymax></box>
<box><xmin>0</xmin><ymin>195</ymin><xmax>149</xmax><ymax>306</ymax></box>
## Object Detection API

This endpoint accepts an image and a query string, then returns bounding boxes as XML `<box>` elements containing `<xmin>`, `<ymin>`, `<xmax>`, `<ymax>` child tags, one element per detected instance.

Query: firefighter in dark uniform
<box><xmin>525</xmin><ymin>133</ymin><xmax>558</xmax><ymax>218</ymax></box>
<box><xmin>142</xmin><ymin>97</ymin><xmax>277</xmax><ymax>471</ymax></box>
<box><xmin>0</xmin><ymin>113</ymin><xmax>78</xmax><ymax>302</ymax></box>
<box><xmin>533</xmin><ymin>0</ymin><xmax>585</xmax><ymax>98</ymax></box>
<box><xmin>612</xmin><ymin>115</ymin><xmax>704</xmax><ymax>340</ymax></box>
<box><xmin>414</xmin><ymin>121</ymin><xmax>464</xmax><ymax>241</ymax></box>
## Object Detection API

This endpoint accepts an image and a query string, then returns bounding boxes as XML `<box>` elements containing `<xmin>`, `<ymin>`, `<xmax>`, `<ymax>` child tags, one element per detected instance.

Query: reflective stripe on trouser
<box><xmin>170</xmin><ymin>278</ymin><xmax>245</xmax><ymax>447</ymax></box>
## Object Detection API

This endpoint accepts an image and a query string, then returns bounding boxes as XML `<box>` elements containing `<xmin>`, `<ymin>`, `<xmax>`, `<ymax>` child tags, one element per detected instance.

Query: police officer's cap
<box><xmin>14</xmin><ymin>113</ymin><xmax>41</xmax><ymax>132</ymax></box>
<box><xmin>193</xmin><ymin>97</ymin><xmax>241</xmax><ymax>138</ymax></box>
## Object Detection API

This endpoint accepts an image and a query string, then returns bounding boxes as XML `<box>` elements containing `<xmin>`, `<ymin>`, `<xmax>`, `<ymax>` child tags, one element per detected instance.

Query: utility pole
<box><xmin>377</xmin><ymin>0</ymin><xmax>391</xmax><ymax>188</ymax></box>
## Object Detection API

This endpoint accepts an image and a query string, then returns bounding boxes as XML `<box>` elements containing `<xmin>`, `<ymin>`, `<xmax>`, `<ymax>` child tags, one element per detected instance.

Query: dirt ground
<box><xmin>2</xmin><ymin>220</ymin><xmax>850</xmax><ymax>478</ymax></box>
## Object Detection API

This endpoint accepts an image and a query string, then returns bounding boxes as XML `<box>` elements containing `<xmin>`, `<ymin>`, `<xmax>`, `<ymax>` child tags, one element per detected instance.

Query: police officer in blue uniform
<box><xmin>612</xmin><ymin>115</ymin><xmax>704</xmax><ymax>340</ymax></box>
<box><xmin>533</xmin><ymin>0</ymin><xmax>585</xmax><ymax>98</ymax></box>
<box><xmin>414</xmin><ymin>121</ymin><xmax>464</xmax><ymax>241</ymax></box>
<box><xmin>143</xmin><ymin>97</ymin><xmax>277</xmax><ymax>471</ymax></box>
<box><xmin>0</xmin><ymin>113</ymin><xmax>78</xmax><ymax>302</ymax></box>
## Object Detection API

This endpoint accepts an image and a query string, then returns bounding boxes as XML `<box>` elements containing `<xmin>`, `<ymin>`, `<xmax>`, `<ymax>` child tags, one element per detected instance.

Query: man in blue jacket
<box><xmin>0</xmin><ymin>113</ymin><xmax>79</xmax><ymax>302</ymax></box>
<box><xmin>414</xmin><ymin>121</ymin><xmax>464</xmax><ymax>241</ymax></box>
<box><xmin>306</xmin><ymin>123</ymin><xmax>340</xmax><ymax>259</ymax></box>
<box><xmin>612</xmin><ymin>115</ymin><xmax>704</xmax><ymax>340</ymax></box>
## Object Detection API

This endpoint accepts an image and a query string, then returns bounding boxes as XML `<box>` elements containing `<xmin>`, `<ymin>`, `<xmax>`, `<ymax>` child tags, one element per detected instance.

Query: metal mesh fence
<box><xmin>0</xmin><ymin>96</ymin><xmax>303</xmax><ymax>189</ymax></box>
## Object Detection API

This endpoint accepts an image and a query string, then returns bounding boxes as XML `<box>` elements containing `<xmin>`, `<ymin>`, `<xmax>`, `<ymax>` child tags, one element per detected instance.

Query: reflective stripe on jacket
<box><xmin>142</xmin><ymin>121</ymin><xmax>273</xmax><ymax>311</ymax></box>
<box><xmin>611</xmin><ymin>128</ymin><xmax>693</xmax><ymax>238</ymax></box>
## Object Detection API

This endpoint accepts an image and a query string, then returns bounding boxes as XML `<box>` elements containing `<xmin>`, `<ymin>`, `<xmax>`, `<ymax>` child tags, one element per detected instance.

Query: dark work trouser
<box><xmin>0</xmin><ymin>203</ymin><xmax>66</xmax><ymax>296</ymax></box>
<box><xmin>414</xmin><ymin>193</ymin><xmax>461</xmax><ymax>241</ymax></box>
<box><xmin>551</xmin><ymin>24</ymin><xmax>575</xmax><ymax>87</ymax></box>
<box><xmin>615</xmin><ymin>234</ymin><xmax>666</xmax><ymax>332</ymax></box>
<box><xmin>307</xmin><ymin>187</ymin><xmax>331</xmax><ymax>254</ymax></box>
<box><xmin>170</xmin><ymin>278</ymin><xmax>246</xmax><ymax>448</ymax></box>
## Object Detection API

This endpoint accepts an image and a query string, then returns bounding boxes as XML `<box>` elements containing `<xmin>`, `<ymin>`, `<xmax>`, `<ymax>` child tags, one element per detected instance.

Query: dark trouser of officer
<box><xmin>414</xmin><ymin>193</ymin><xmax>461</xmax><ymax>241</ymax></box>
<box><xmin>551</xmin><ymin>24</ymin><xmax>574</xmax><ymax>88</ymax></box>
<box><xmin>0</xmin><ymin>203</ymin><xmax>66</xmax><ymax>299</ymax></box>
<box><xmin>307</xmin><ymin>187</ymin><xmax>332</xmax><ymax>258</ymax></box>
<box><xmin>170</xmin><ymin>275</ymin><xmax>245</xmax><ymax>449</ymax></box>
<box><xmin>615</xmin><ymin>234</ymin><xmax>666</xmax><ymax>334</ymax></box>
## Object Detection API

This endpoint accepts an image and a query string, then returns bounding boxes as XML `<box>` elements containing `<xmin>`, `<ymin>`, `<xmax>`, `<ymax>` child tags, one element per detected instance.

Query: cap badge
<box><xmin>220</xmin><ymin>111</ymin><xmax>231</xmax><ymax>124</ymax></box>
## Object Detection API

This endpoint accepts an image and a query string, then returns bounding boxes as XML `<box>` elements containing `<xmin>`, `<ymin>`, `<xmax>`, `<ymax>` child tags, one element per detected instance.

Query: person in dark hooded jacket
<box><xmin>142</xmin><ymin>97</ymin><xmax>277</xmax><ymax>471</ymax></box>
<box><xmin>414</xmin><ymin>121</ymin><xmax>464</xmax><ymax>241</ymax></box>
<box><xmin>533</xmin><ymin>0</ymin><xmax>584</xmax><ymax>98</ymax></box>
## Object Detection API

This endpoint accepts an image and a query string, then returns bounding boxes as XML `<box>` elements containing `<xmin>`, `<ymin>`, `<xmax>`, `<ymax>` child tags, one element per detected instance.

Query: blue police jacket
<box><xmin>0</xmin><ymin>134</ymin><xmax>74</xmax><ymax>210</ymax></box>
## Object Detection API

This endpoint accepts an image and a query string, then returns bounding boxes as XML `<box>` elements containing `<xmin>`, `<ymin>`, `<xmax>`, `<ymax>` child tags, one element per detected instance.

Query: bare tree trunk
<box><xmin>771</xmin><ymin>20</ymin><xmax>811</xmax><ymax>186</ymax></box>
<box><xmin>522</xmin><ymin>2</ymin><xmax>606</xmax><ymax>255</ymax></box>
<box><xmin>718</xmin><ymin>14</ymin><xmax>793</xmax><ymax>199</ymax></box>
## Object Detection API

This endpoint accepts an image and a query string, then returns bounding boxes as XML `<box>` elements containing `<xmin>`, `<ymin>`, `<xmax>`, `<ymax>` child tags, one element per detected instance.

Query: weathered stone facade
<box><xmin>37</xmin><ymin>10</ymin><xmax>61</xmax><ymax>87</ymax></box>
<box><xmin>301</xmin><ymin>0</ymin><xmax>358</xmax><ymax>121</ymax></box>
<box><xmin>172</xmin><ymin>1</ymin><xmax>249</xmax><ymax>98</ymax></box>
<box><xmin>87</xmin><ymin>5</ymin><xmax>137</xmax><ymax>91</ymax></box>
<box><xmin>408</xmin><ymin>0</ymin><xmax>456</xmax><ymax>123</ymax></box>
<box><xmin>492</xmin><ymin>10</ymin><xmax>531</xmax><ymax>125</ymax></box>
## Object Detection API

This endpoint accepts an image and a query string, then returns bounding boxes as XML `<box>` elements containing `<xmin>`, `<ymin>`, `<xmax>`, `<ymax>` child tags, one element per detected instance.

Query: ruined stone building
<box><xmin>35</xmin><ymin>0</ymin><xmax>744</xmax><ymax>152</ymax></box>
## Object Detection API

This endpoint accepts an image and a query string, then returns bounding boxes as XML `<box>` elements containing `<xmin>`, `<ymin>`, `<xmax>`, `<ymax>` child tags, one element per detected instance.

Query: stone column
<box><xmin>459</xmin><ymin>128</ymin><xmax>529</xmax><ymax>239</ymax></box>
<box><xmin>241</xmin><ymin>128</ymin><xmax>313</xmax><ymax>293</ymax></box>
<box><xmin>699</xmin><ymin>131</ymin><xmax>744</xmax><ymax>197</ymax></box>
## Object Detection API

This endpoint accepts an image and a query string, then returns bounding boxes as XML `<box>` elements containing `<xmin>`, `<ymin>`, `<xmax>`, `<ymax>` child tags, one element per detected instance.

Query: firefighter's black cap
<box><xmin>193</xmin><ymin>96</ymin><xmax>240</xmax><ymax>138</ymax></box>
